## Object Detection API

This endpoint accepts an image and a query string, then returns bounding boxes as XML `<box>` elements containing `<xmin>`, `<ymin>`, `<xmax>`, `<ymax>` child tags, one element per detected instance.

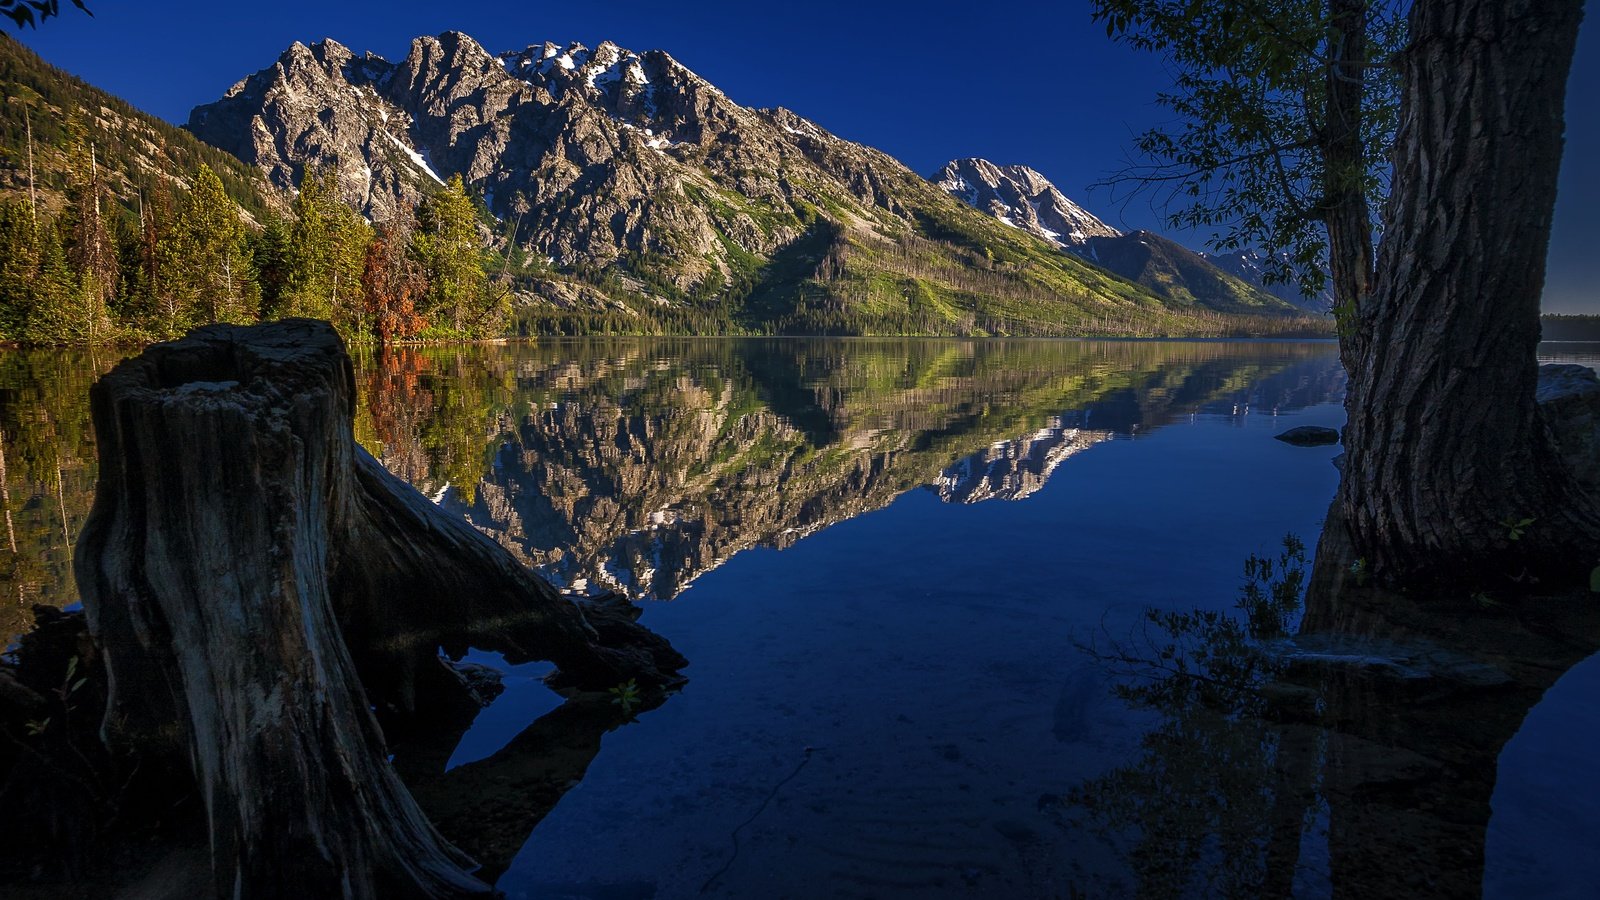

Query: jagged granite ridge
<box><xmin>188</xmin><ymin>32</ymin><xmax>1304</xmax><ymax>335</ymax></box>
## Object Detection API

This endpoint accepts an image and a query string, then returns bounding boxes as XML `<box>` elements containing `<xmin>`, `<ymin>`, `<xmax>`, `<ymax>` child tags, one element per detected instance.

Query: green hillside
<box><xmin>0</xmin><ymin>33</ymin><xmax>272</xmax><ymax>223</ymax></box>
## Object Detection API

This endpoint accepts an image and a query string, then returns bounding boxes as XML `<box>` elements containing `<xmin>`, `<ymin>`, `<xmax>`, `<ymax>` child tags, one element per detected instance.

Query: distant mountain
<box><xmin>932</xmin><ymin>158</ymin><xmax>1121</xmax><ymax>247</ymax></box>
<box><xmin>933</xmin><ymin>157</ymin><xmax>1299</xmax><ymax>316</ymax></box>
<box><xmin>0</xmin><ymin>34</ymin><xmax>271</xmax><ymax>223</ymax></box>
<box><xmin>186</xmin><ymin>33</ymin><xmax>1307</xmax><ymax>336</ymax></box>
<box><xmin>1204</xmin><ymin>249</ymin><xmax>1334</xmax><ymax>314</ymax></box>
<box><xmin>1077</xmin><ymin>231</ymin><xmax>1302</xmax><ymax>314</ymax></box>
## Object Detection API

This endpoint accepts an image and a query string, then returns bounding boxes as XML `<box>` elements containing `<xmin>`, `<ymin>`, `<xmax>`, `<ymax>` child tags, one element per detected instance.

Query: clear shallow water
<box><xmin>2</xmin><ymin>338</ymin><xmax>1596</xmax><ymax>897</ymax></box>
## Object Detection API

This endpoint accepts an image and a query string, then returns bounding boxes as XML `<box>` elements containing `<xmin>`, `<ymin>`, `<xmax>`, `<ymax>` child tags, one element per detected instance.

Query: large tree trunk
<box><xmin>73</xmin><ymin>320</ymin><xmax>685</xmax><ymax>898</ymax></box>
<box><xmin>1339</xmin><ymin>0</ymin><xmax>1600</xmax><ymax>586</ymax></box>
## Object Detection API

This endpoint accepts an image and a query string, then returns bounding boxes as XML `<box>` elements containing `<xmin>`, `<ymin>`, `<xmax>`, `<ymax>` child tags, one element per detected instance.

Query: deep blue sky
<box><xmin>12</xmin><ymin>0</ymin><xmax>1599</xmax><ymax>312</ymax></box>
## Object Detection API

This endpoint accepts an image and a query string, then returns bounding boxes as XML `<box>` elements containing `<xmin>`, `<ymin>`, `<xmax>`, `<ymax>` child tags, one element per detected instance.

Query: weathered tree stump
<box><xmin>73</xmin><ymin>320</ymin><xmax>685</xmax><ymax>898</ymax></box>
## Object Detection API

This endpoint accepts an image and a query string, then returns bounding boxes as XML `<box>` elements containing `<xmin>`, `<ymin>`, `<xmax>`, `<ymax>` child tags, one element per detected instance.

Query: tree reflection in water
<box><xmin>1068</xmin><ymin>518</ymin><xmax>1600</xmax><ymax>898</ymax></box>
<box><xmin>1072</xmin><ymin>536</ymin><xmax>1317</xmax><ymax>898</ymax></box>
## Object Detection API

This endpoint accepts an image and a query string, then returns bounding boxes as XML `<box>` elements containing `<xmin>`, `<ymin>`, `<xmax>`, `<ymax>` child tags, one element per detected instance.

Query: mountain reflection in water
<box><xmin>1</xmin><ymin>338</ymin><xmax>1342</xmax><ymax>641</ymax></box>
<box><xmin>355</xmin><ymin>338</ymin><xmax>1344</xmax><ymax>604</ymax></box>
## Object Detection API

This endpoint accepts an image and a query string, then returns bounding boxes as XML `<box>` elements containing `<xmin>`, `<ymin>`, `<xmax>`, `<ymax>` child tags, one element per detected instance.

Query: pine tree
<box><xmin>0</xmin><ymin>199</ymin><xmax>39</xmax><ymax>342</ymax></box>
<box><xmin>285</xmin><ymin>169</ymin><xmax>371</xmax><ymax>337</ymax></box>
<box><xmin>250</xmin><ymin>211</ymin><xmax>294</xmax><ymax>320</ymax></box>
<box><xmin>28</xmin><ymin>219</ymin><xmax>86</xmax><ymax>344</ymax></box>
<box><xmin>145</xmin><ymin>181</ymin><xmax>191</xmax><ymax>339</ymax></box>
<box><xmin>57</xmin><ymin>110</ymin><xmax>116</xmax><ymax>343</ymax></box>
<box><xmin>112</xmin><ymin>203</ymin><xmax>152</xmax><ymax>329</ymax></box>
<box><xmin>173</xmin><ymin>164</ymin><xmax>256</xmax><ymax>325</ymax></box>
<box><xmin>412</xmin><ymin>174</ymin><xmax>487</xmax><ymax>335</ymax></box>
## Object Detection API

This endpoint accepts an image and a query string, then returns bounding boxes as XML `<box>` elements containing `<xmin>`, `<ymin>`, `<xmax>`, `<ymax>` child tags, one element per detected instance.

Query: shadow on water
<box><xmin>1068</xmin><ymin>507</ymin><xmax>1600</xmax><ymax>898</ymax></box>
<box><xmin>390</xmin><ymin>689</ymin><xmax>667</xmax><ymax>886</ymax></box>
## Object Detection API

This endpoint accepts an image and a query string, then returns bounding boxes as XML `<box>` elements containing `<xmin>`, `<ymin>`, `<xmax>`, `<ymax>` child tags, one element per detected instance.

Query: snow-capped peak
<box><xmin>932</xmin><ymin>157</ymin><xmax>1120</xmax><ymax>248</ymax></box>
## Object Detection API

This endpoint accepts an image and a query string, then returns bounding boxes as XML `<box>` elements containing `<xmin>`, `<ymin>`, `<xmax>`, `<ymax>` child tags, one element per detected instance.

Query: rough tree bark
<box><xmin>73</xmin><ymin>320</ymin><xmax>685</xmax><ymax>899</ymax></box>
<box><xmin>1339</xmin><ymin>0</ymin><xmax>1600</xmax><ymax>586</ymax></box>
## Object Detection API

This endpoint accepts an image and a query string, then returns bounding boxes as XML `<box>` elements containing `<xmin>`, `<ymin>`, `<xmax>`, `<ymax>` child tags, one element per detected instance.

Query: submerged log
<box><xmin>72</xmin><ymin>320</ymin><xmax>685</xmax><ymax>898</ymax></box>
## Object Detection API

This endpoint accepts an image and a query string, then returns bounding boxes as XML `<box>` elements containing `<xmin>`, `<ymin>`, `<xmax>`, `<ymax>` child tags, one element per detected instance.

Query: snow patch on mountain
<box><xmin>384</xmin><ymin>131</ymin><xmax>444</xmax><ymax>184</ymax></box>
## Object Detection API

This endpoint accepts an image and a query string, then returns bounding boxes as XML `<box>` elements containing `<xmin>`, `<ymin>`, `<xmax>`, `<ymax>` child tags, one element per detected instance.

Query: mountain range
<box><xmin>0</xmin><ymin>31</ymin><xmax>1326</xmax><ymax>336</ymax></box>
<box><xmin>184</xmin><ymin>32</ymin><xmax>1321</xmax><ymax>334</ymax></box>
<box><xmin>1203</xmin><ymin>248</ymin><xmax>1335</xmax><ymax>313</ymax></box>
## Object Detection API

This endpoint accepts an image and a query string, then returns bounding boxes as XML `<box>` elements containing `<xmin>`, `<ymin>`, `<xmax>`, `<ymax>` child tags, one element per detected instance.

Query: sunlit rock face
<box><xmin>190</xmin><ymin>33</ymin><xmax>975</xmax><ymax>297</ymax></box>
<box><xmin>932</xmin><ymin>158</ymin><xmax>1121</xmax><ymax>248</ymax></box>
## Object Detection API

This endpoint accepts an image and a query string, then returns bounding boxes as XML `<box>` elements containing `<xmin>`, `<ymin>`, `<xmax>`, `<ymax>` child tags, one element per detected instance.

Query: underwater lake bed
<box><xmin>3</xmin><ymin>338</ymin><xmax>1596</xmax><ymax>898</ymax></box>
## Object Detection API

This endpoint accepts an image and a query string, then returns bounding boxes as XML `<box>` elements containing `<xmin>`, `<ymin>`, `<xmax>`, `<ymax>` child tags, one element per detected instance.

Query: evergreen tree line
<box><xmin>0</xmin><ymin>148</ymin><xmax>505</xmax><ymax>346</ymax></box>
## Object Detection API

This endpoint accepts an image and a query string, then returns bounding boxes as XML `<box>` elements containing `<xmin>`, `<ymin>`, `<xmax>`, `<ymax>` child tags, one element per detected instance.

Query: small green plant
<box><xmin>1501</xmin><ymin>516</ymin><xmax>1536</xmax><ymax>542</ymax></box>
<box><xmin>57</xmin><ymin>655</ymin><xmax>88</xmax><ymax>702</ymax></box>
<box><xmin>609</xmin><ymin>678</ymin><xmax>641</xmax><ymax>716</ymax></box>
<box><xmin>1590</xmin><ymin>564</ymin><xmax>1600</xmax><ymax>594</ymax></box>
<box><xmin>1332</xmin><ymin>297</ymin><xmax>1359</xmax><ymax>339</ymax></box>
<box><xmin>22</xmin><ymin>657</ymin><xmax>91</xmax><ymax>739</ymax></box>
<box><xmin>1472</xmin><ymin>591</ymin><xmax>1500</xmax><ymax>609</ymax></box>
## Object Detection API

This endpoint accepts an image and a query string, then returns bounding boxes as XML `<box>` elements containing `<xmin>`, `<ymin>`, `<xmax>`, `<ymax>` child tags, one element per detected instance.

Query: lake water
<box><xmin>2</xmin><ymin>338</ymin><xmax>1596</xmax><ymax>897</ymax></box>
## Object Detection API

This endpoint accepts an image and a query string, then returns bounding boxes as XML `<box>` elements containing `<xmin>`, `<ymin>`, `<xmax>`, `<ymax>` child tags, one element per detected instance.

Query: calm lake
<box><xmin>2</xmin><ymin>338</ymin><xmax>1597</xmax><ymax>897</ymax></box>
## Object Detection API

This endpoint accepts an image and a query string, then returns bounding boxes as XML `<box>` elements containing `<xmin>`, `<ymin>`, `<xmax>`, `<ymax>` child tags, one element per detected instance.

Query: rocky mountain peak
<box><xmin>998</xmin><ymin>163</ymin><xmax>1056</xmax><ymax>197</ymax></box>
<box><xmin>266</xmin><ymin>38</ymin><xmax>385</xmax><ymax>89</ymax></box>
<box><xmin>933</xmin><ymin>157</ymin><xmax>1121</xmax><ymax>248</ymax></box>
<box><xmin>937</xmin><ymin>159</ymin><xmax>1311</xmax><ymax>316</ymax></box>
<box><xmin>394</xmin><ymin>32</ymin><xmax>500</xmax><ymax>90</ymax></box>
<box><xmin>188</xmin><ymin>30</ymin><xmax>909</xmax><ymax>294</ymax></box>
<box><xmin>308</xmin><ymin>37</ymin><xmax>354</xmax><ymax>65</ymax></box>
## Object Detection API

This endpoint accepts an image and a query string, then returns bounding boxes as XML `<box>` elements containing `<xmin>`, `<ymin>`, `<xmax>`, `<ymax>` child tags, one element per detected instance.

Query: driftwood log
<box><xmin>72</xmin><ymin>320</ymin><xmax>685</xmax><ymax>898</ymax></box>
